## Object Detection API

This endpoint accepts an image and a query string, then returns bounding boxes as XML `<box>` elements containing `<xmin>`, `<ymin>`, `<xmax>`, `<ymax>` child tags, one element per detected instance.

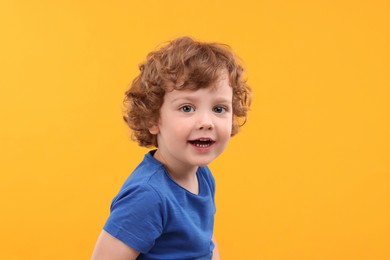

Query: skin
<box><xmin>92</xmin><ymin>230</ymin><xmax>220</xmax><ymax>260</ymax></box>
<box><xmin>150</xmin><ymin>72</ymin><xmax>233</xmax><ymax>192</ymax></box>
<box><xmin>91</xmin><ymin>230</ymin><xmax>140</xmax><ymax>260</ymax></box>
<box><xmin>92</xmin><ymin>72</ymin><xmax>231</xmax><ymax>259</ymax></box>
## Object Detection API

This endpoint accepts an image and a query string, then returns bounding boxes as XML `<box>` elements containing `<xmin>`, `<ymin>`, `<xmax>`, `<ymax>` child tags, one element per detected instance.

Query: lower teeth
<box><xmin>195</xmin><ymin>143</ymin><xmax>209</xmax><ymax>147</ymax></box>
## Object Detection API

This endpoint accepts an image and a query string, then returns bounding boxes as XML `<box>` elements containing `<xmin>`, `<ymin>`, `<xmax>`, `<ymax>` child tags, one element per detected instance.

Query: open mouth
<box><xmin>189</xmin><ymin>138</ymin><xmax>215</xmax><ymax>148</ymax></box>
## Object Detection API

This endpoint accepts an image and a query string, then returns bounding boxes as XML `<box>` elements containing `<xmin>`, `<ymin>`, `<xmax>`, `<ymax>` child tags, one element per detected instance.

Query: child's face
<box><xmin>149</xmin><ymin>72</ymin><xmax>233</xmax><ymax>171</ymax></box>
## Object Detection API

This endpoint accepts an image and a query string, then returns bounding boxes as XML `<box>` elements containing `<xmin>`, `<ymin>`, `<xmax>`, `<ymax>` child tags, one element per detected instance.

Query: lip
<box><xmin>188</xmin><ymin>138</ymin><xmax>216</xmax><ymax>152</ymax></box>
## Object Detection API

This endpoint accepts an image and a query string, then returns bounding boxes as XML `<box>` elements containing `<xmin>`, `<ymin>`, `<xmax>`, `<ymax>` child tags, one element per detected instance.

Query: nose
<box><xmin>197</xmin><ymin>112</ymin><xmax>214</xmax><ymax>130</ymax></box>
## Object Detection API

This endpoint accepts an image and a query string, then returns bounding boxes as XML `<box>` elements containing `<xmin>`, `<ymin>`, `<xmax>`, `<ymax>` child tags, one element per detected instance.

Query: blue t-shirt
<box><xmin>103</xmin><ymin>150</ymin><xmax>216</xmax><ymax>260</ymax></box>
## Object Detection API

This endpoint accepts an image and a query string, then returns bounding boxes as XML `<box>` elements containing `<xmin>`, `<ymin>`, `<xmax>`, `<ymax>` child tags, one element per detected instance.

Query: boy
<box><xmin>92</xmin><ymin>36</ymin><xmax>251</xmax><ymax>260</ymax></box>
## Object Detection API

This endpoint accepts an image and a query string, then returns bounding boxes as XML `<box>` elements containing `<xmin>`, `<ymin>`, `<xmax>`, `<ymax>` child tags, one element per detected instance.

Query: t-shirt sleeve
<box><xmin>103</xmin><ymin>185</ymin><xmax>163</xmax><ymax>253</ymax></box>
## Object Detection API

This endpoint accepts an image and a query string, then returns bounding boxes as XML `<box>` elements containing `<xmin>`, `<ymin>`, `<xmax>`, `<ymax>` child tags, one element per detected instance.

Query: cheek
<box><xmin>220</xmin><ymin>119</ymin><xmax>233</xmax><ymax>137</ymax></box>
<box><xmin>163</xmin><ymin>121</ymin><xmax>188</xmax><ymax>137</ymax></box>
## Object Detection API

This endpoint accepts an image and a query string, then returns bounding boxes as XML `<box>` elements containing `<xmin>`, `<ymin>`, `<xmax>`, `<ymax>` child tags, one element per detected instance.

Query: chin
<box><xmin>193</xmin><ymin>158</ymin><xmax>215</xmax><ymax>167</ymax></box>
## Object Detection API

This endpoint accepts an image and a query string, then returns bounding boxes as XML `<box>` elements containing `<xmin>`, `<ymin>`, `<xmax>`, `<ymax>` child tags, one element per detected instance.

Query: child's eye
<box><xmin>180</xmin><ymin>105</ymin><xmax>195</xmax><ymax>113</ymax></box>
<box><xmin>213</xmin><ymin>106</ymin><xmax>227</xmax><ymax>113</ymax></box>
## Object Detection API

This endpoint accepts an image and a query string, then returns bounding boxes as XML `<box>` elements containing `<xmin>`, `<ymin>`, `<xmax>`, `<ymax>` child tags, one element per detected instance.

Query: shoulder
<box><xmin>110</xmin><ymin>183</ymin><xmax>163</xmax><ymax>214</ymax></box>
<box><xmin>115</xmin><ymin>169</ymin><xmax>169</xmax><ymax>206</ymax></box>
<box><xmin>198</xmin><ymin>166</ymin><xmax>215</xmax><ymax>185</ymax></box>
<box><xmin>117</xmin><ymin>151</ymin><xmax>167</xmax><ymax>197</ymax></box>
<box><xmin>198</xmin><ymin>166</ymin><xmax>216</xmax><ymax>195</ymax></box>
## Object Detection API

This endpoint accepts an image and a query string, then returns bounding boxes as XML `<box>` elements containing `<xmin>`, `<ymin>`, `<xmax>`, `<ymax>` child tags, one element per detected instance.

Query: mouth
<box><xmin>188</xmin><ymin>138</ymin><xmax>215</xmax><ymax>148</ymax></box>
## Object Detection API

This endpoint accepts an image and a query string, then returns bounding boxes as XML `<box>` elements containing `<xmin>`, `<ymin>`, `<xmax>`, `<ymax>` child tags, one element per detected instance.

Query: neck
<box><xmin>153</xmin><ymin>149</ymin><xmax>199</xmax><ymax>194</ymax></box>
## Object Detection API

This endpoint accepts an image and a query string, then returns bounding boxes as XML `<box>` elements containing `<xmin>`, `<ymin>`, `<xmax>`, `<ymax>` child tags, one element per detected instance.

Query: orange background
<box><xmin>1</xmin><ymin>0</ymin><xmax>389</xmax><ymax>259</ymax></box>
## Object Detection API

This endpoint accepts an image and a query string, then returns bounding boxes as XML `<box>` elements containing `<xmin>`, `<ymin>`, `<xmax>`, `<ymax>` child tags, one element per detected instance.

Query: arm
<box><xmin>91</xmin><ymin>230</ymin><xmax>140</xmax><ymax>260</ymax></box>
<box><xmin>212</xmin><ymin>234</ymin><xmax>221</xmax><ymax>260</ymax></box>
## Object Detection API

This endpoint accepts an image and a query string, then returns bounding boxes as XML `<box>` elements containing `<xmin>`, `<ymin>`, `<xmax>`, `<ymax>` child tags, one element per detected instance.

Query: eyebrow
<box><xmin>171</xmin><ymin>96</ymin><xmax>232</xmax><ymax>104</ymax></box>
<box><xmin>171</xmin><ymin>96</ymin><xmax>195</xmax><ymax>102</ymax></box>
<box><xmin>213</xmin><ymin>97</ymin><xmax>233</xmax><ymax>104</ymax></box>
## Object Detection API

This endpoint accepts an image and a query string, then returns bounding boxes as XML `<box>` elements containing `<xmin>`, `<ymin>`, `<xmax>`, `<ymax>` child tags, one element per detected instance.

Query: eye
<box><xmin>213</xmin><ymin>106</ymin><xmax>227</xmax><ymax>113</ymax></box>
<box><xmin>180</xmin><ymin>105</ymin><xmax>195</xmax><ymax>113</ymax></box>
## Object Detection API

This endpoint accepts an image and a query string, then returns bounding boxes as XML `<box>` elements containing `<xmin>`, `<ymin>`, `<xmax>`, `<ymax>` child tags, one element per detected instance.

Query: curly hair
<box><xmin>123</xmin><ymin>36</ymin><xmax>252</xmax><ymax>147</ymax></box>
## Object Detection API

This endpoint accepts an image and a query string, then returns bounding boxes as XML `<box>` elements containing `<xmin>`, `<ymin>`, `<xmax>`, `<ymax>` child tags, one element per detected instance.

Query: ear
<box><xmin>149</xmin><ymin>125</ymin><xmax>159</xmax><ymax>135</ymax></box>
